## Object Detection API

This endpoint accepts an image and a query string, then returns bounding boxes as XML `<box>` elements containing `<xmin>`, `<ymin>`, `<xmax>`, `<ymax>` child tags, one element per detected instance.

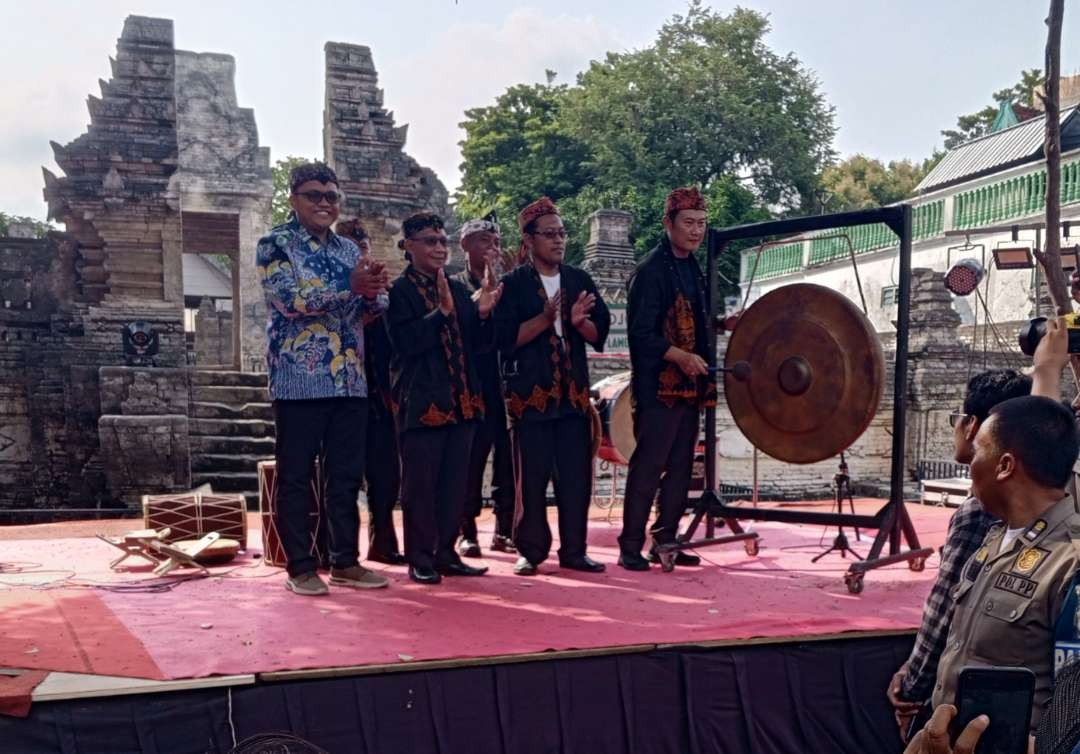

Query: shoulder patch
<box><xmin>1024</xmin><ymin>519</ymin><xmax>1048</xmax><ymax>542</ymax></box>
<box><xmin>1013</xmin><ymin>547</ymin><xmax>1050</xmax><ymax>576</ymax></box>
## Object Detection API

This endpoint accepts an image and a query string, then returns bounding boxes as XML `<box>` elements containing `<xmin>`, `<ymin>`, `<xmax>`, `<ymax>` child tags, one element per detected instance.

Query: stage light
<box><xmin>944</xmin><ymin>258</ymin><xmax>985</xmax><ymax>297</ymax></box>
<box><xmin>1061</xmin><ymin>244</ymin><xmax>1080</xmax><ymax>272</ymax></box>
<box><xmin>992</xmin><ymin>246</ymin><xmax>1034</xmax><ymax>270</ymax></box>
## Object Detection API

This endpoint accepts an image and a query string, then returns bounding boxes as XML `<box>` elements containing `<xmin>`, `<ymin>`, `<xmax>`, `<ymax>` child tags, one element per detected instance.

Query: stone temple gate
<box><xmin>42</xmin><ymin>15</ymin><xmax>272</xmax><ymax>372</ymax></box>
<box><xmin>0</xmin><ymin>15</ymin><xmax>451</xmax><ymax>512</ymax></box>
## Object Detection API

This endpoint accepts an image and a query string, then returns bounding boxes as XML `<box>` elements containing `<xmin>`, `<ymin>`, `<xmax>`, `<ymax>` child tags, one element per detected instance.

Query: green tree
<box><xmin>941</xmin><ymin>69</ymin><xmax>1043</xmax><ymax>149</ymax></box>
<box><xmin>271</xmin><ymin>156</ymin><xmax>314</xmax><ymax>226</ymax></box>
<box><xmin>0</xmin><ymin>212</ymin><xmax>54</xmax><ymax>238</ymax></box>
<box><xmin>455</xmin><ymin>81</ymin><xmax>593</xmax><ymax>225</ymax></box>
<box><xmin>563</xmin><ymin>3</ymin><xmax>836</xmax><ymax>214</ymax></box>
<box><xmin>819</xmin><ymin>154</ymin><xmax>939</xmax><ymax>212</ymax></box>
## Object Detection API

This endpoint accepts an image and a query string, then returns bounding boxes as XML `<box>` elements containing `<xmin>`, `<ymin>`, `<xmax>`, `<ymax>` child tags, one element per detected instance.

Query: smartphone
<box><xmin>906</xmin><ymin>703</ymin><xmax>933</xmax><ymax>742</ymax></box>
<box><xmin>952</xmin><ymin>666</ymin><xmax>1035</xmax><ymax>754</ymax></box>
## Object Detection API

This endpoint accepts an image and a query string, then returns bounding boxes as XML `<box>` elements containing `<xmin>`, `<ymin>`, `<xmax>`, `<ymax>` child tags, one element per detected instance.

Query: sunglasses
<box><xmin>295</xmin><ymin>190</ymin><xmax>340</xmax><ymax>205</ymax></box>
<box><xmin>409</xmin><ymin>235</ymin><xmax>450</xmax><ymax>249</ymax></box>
<box><xmin>948</xmin><ymin>411</ymin><xmax>973</xmax><ymax>428</ymax></box>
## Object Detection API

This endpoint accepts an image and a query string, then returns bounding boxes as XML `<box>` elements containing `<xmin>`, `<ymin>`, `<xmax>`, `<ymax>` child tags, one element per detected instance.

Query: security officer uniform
<box><xmin>932</xmin><ymin>495</ymin><xmax>1080</xmax><ymax>731</ymax></box>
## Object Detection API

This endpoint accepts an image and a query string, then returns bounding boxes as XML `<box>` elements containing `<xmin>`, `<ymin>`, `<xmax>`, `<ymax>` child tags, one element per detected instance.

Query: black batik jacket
<box><xmin>388</xmin><ymin>266</ymin><xmax>495</xmax><ymax>433</ymax></box>
<box><xmin>495</xmin><ymin>263</ymin><xmax>611</xmax><ymax>425</ymax></box>
<box><xmin>627</xmin><ymin>238</ymin><xmax>713</xmax><ymax>414</ymax></box>
<box><xmin>452</xmin><ymin>268</ymin><xmax>503</xmax><ymax>410</ymax></box>
<box><xmin>363</xmin><ymin>315</ymin><xmax>395</xmax><ymax>423</ymax></box>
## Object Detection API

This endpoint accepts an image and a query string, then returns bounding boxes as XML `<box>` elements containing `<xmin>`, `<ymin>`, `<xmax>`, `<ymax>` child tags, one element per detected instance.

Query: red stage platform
<box><xmin>0</xmin><ymin>501</ymin><xmax>949</xmax><ymax>689</ymax></box>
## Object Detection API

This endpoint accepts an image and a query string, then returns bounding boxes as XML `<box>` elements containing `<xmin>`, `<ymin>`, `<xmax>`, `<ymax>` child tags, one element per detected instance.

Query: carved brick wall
<box><xmin>323</xmin><ymin>42</ymin><xmax>450</xmax><ymax>277</ymax></box>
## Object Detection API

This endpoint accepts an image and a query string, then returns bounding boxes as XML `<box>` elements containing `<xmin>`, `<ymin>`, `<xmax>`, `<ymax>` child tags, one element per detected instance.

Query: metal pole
<box><xmin>704</xmin><ymin>230</ymin><xmax>719</xmax><ymax>493</ymax></box>
<box><xmin>889</xmin><ymin>205</ymin><xmax>914</xmax><ymax>547</ymax></box>
<box><xmin>752</xmin><ymin>448</ymin><xmax>759</xmax><ymax>507</ymax></box>
<box><xmin>1035</xmin><ymin>228</ymin><xmax>1044</xmax><ymax>317</ymax></box>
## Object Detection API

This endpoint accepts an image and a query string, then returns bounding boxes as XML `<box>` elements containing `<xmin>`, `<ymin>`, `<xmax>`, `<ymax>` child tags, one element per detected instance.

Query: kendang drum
<box><xmin>591</xmin><ymin>371</ymin><xmax>635</xmax><ymax>464</ymax></box>
<box><xmin>258</xmin><ymin>460</ymin><xmax>327</xmax><ymax>568</ymax></box>
<box><xmin>142</xmin><ymin>492</ymin><xmax>247</xmax><ymax>550</ymax></box>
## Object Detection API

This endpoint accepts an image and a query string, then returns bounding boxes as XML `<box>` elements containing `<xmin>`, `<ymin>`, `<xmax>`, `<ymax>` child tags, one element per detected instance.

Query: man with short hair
<box><xmin>617</xmin><ymin>187</ymin><xmax>712</xmax><ymax>571</ymax></box>
<box><xmin>453</xmin><ymin>216</ymin><xmax>516</xmax><ymax>557</ymax></box>
<box><xmin>335</xmin><ymin>219</ymin><xmax>404</xmax><ymax>565</ymax></box>
<box><xmin>889</xmin><ymin>320</ymin><xmax>1069</xmax><ymax>735</ymax></box>
<box><xmin>496</xmin><ymin>197</ymin><xmax>611</xmax><ymax>575</ymax></box>
<box><xmin>257</xmin><ymin>162</ymin><xmax>390</xmax><ymax>596</ymax></box>
<box><xmin>388</xmin><ymin>212</ymin><xmax>503</xmax><ymax>585</ymax></box>
<box><xmin>930</xmin><ymin>394</ymin><xmax>1080</xmax><ymax>732</ymax></box>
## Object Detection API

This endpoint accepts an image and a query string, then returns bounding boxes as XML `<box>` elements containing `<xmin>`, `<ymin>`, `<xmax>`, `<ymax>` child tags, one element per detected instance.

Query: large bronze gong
<box><xmin>724</xmin><ymin>284</ymin><xmax>885</xmax><ymax>464</ymax></box>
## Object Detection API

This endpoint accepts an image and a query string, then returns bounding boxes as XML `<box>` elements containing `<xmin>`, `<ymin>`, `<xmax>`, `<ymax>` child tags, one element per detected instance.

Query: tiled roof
<box><xmin>917</xmin><ymin>106</ymin><xmax>1080</xmax><ymax>193</ymax></box>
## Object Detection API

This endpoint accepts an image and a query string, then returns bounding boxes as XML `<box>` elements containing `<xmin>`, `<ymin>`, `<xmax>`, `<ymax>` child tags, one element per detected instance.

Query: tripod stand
<box><xmin>812</xmin><ymin>452</ymin><xmax>863</xmax><ymax>563</ymax></box>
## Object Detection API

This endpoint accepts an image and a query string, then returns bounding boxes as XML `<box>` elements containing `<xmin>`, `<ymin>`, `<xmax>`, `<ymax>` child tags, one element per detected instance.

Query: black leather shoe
<box><xmin>514</xmin><ymin>556</ymin><xmax>538</xmax><ymax>575</ymax></box>
<box><xmin>559</xmin><ymin>555</ymin><xmax>606</xmax><ymax>573</ymax></box>
<box><xmin>408</xmin><ymin>565</ymin><xmax>442</xmax><ymax>584</ymax></box>
<box><xmin>648</xmin><ymin>549</ymin><xmax>701</xmax><ymax>567</ymax></box>
<box><xmin>368</xmin><ymin>551</ymin><xmax>406</xmax><ymax>566</ymax></box>
<box><xmin>437</xmin><ymin>560</ymin><xmax>489</xmax><ymax>577</ymax></box>
<box><xmin>618</xmin><ymin>552</ymin><xmax>651</xmax><ymax>571</ymax></box>
<box><xmin>490</xmin><ymin>534</ymin><xmax>517</xmax><ymax>553</ymax></box>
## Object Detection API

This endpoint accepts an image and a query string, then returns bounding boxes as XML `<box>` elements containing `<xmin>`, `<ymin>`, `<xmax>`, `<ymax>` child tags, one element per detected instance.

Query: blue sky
<box><xmin>1</xmin><ymin>1</ymin><xmax>1078</xmax><ymax>219</ymax></box>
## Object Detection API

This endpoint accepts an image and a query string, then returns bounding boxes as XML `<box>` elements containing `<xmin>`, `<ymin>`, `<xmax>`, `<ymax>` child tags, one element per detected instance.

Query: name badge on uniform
<box><xmin>994</xmin><ymin>571</ymin><xmax>1038</xmax><ymax>599</ymax></box>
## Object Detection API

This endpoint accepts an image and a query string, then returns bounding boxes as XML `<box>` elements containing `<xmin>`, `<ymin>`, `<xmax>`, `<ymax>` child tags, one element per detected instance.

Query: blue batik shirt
<box><xmin>256</xmin><ymin>218</ymin><xmax>388</xmax><ymax>400</ymax></box>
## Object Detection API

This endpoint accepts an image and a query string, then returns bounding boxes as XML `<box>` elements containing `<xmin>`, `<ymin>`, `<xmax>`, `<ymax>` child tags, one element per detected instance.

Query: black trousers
<box><xmin>273</xmin><ymin>398</ymin><xmax>367</xmax><ymax>578</ymax></box>
<box><xmin>512</xmin><ymin>414</ymin><xmax>592</xmax><ymax>565</ymax></box>
<box><xmin>400</xmin><ymin>422</ymin><xmax>477</xmax><ymax>570</ymax></box>
<box><xmin>365</xmin><ymin>411</ymin><xmax>401</xmax><ymax>558</ymax></box>
<box><xmin>618</xmin><ymin>403</ymin><xmax>699</xmax><ymax>554</ymax></box>
<box><xmin>460</xmin><ymin>399</ymin><xmax>515</xmax><ymax>541</ymax></box>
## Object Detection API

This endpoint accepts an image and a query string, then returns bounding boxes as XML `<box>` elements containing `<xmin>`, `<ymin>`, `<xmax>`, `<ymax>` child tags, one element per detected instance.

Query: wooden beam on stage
<box><xmin>258</xmin><ymin>643</ymin><xmax>661</xmax><ymax>682</ymax></box>
<box><xmin>259</xmin><ymin>627</ymin><xmax>920</xmax><ymax>683</ymax></box>
<box><xmin>30</xmin><ymin>671</ymin><xmax>255</xmax><ymax>703</ymax></box>
<box><xmin>655</xmin><ymin>628</ymin><xmax>917</xmax><ymax>652</ymax></box>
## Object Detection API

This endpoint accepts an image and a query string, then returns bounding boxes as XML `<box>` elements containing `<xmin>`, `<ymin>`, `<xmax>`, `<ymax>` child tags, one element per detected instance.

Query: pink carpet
<box><xmin>0</xmin><ymin>501</ymin><xmax>950</xmax><ymax>682</ymax></box>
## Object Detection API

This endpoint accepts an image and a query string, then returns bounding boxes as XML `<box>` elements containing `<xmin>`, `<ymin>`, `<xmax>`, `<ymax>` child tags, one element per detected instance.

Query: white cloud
<box><xmin>374</xmin><ymin>8</ymin><xmax>627</xmax><ymax>196</ymax></box>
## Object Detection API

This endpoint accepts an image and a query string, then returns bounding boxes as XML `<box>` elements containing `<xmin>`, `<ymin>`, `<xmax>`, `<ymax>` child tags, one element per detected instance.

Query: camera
<box><xmin>1018</xmin><ymin>313</ymin><xmax>1080</xmax><ymax>356</ymax></box>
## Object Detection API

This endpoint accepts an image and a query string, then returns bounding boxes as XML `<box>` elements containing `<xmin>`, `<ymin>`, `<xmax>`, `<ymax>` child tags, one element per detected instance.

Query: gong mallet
<box><xmin>708</xmin><ymin>361</ymin><xmax>751</xmax><ymax>381</ymax></box>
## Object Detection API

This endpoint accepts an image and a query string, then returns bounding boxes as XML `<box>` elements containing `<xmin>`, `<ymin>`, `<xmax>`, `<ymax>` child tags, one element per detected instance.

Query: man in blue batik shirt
<box><xmin>257</xmin><ymin>161</ymin><xmax>391</xmax><ymax>596</ymax></box>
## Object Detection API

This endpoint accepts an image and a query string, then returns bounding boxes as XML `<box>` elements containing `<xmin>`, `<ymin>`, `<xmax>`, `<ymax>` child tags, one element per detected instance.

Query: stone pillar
<box><xmin>1028</xmin><ymin>272</ymin><xmax>1054</xmax><ymax>319</ymax></box>
<box><xmin>173</xmin><ymin>48</ymin><xmax>272</xmax><ymax>372</ymax></box>
<box><xmin>905</xmin><ymin>268</ymin><xmax>968</xmax><ymax>471</ymax></box>
<box><xmin>581</xmin><ymin>209</ymin><xmax>637</xmax><ymax>291</ymax></box>
<box><xmin>97</xmin><ymin>366</ymin><xmax>192</xmax><ymax>507</ymax></box>
<box><xmin>99</xmin><ymin>415</ymin><xmax>191</xmax><ymax>507</ymax></box>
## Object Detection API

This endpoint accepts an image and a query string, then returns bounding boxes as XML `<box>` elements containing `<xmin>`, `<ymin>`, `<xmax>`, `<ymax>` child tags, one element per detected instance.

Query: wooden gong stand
<box><xmin>658</xmin><ymin>205</ymin><xmax>934</xmax><ymax>593</ymax></box>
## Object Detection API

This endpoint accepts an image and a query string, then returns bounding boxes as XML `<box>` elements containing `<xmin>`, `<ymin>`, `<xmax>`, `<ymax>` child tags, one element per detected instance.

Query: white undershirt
<box><xmin>999</xmin><ymin>526</ymin><xmax>1026</xmax><ymax>554</ymax></box>
<box><xmin>540</xmin><ymin>272</ymin><xmax>563</xmax><ymax>337</ymax></box>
